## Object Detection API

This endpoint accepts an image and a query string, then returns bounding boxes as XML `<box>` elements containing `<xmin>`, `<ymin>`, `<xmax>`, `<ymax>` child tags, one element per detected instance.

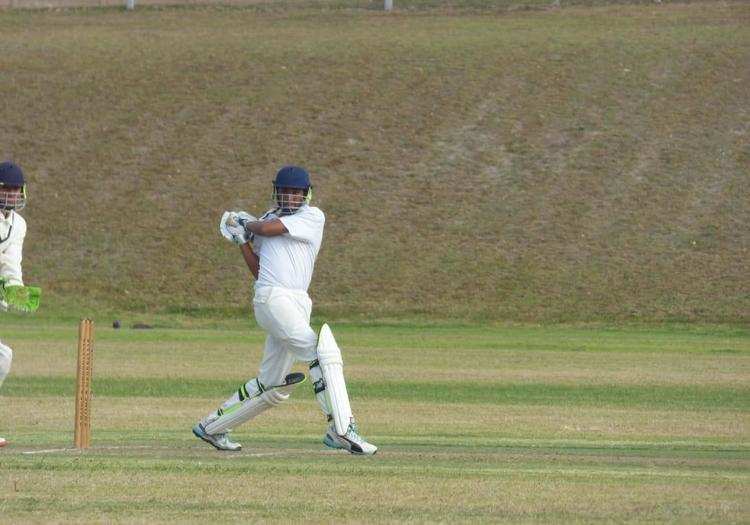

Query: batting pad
<box><xmin>316</xmin><ymin>324</ymin><xmax>354</xmax><ymax>436</ymax></box>
<box><xmin>0</xmin><ymin>342</ymin><xmax>12</xmax><ymax>387</ymax></box>
<box><xmin>204</xmin><ymin>373</ymin><xmax>305</xmax><ymax>435</ymax></box>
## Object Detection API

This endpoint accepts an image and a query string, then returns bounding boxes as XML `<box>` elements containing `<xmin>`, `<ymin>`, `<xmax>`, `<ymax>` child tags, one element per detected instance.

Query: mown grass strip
<box><xmin>5</xmin><ymin>455</ymin><xmax>747</xmax><ymax>484</ymax></box>
<box><xmin>1</xmin><ymin>323</ymin><xmax>748</xmax><ymax>355</ymax></box>
<box><xmin>4</xmin><ymin>376</ymin><xmax>747</xmax><ymax>410</ymax></box>
<box><xmin>7</xmin><ymin>427</ymin><xmax>747</xmax><ymax>454</ymax></box>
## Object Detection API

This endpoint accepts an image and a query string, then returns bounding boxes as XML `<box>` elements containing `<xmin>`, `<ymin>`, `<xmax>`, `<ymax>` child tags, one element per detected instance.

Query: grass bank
<box><xmin>0</xmin><ymin>1</ymin><xmax>748</xmax><ymax>322</ymax></box>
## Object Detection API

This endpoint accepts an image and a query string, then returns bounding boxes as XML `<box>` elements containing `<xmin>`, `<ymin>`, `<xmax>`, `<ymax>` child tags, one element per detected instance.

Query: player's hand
<box><xmin>235</xmin><ymin>211</ymin><xmax>256</xmax><ymax>228</ymax></box>
<box><xmin>235</xmin><ymin>211</ymin><xmax>258</xmax><ymax>243</ymax></box>
<box><xmin>219</xmin><ymin>211</ymin><xmax>247</xmax><ymax>245</ymax></box>
<box><xmin>229</xmin><ymin>224</ymin><xmax>248</xmax><ymax>245</ymax></box>
<box><xmin>219</xmin><ymin>211</ymin><xmax>257</xmax><ymax>245</ymax></box>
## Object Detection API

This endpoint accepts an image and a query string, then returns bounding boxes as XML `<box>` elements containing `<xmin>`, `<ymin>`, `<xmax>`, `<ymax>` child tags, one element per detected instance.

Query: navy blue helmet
<box><xmin>272</xmin><ymin>166</ymin><xmax>312</xmax><ymax>215</ymax></box>
<box><xmin>0</xmin><ymin>162</ymin><xmax>27</xmax><ymax>211</ymax></box>
<box><xmin>273</xmin><ymin>166</ymin><xmax>311</xmax><ymax>191</ymax></box>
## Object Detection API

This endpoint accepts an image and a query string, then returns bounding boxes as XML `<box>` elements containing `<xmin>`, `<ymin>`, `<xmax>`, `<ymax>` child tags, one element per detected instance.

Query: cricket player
<box><xmin>0</xmin><ymin>162</ymin><xmax>29</xmax><ymax>449</ymax></box>
<box><xmin>193</xmin><ymin>166</ymin><xmax>377</xmax><ymax>455</ymax></box>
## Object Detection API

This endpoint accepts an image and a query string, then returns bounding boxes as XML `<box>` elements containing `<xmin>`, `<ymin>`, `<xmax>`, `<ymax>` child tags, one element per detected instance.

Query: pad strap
<box><xmin>309</xmin><ymin>359</ymin><xmax>332</xmax><ymax>419</ymax></box>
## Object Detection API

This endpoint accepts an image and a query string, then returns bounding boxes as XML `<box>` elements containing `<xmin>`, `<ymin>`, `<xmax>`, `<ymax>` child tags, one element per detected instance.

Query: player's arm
<box><xmin>239</xmin><ymin>242</ymin><xmax>259</xmax><ymax>280</ymax></box>
<box><xmin>244</xmin><ymin>218</ymin><xmax>288</xmax><ymax>237</ymax></box>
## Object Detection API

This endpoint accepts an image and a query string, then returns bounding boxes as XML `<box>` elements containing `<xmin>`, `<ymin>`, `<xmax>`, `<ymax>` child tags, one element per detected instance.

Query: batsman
<box><xmin>0</xmin><ymin>162</ymin><xmax>40</xmax><ymax>449</ymax></box>
<box><xmin>193</xmin><ymin>166</ymin><xmax>377</xmax><ymax>455</ymax></box>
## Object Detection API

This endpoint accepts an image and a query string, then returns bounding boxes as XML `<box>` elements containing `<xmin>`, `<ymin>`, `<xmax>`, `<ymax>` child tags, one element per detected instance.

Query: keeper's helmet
<box><xmin>0</xmin><ymin>162</ymin><xmax>27</xmax><ymax>211</ymax></box>
<box><xmin>272</xmin><ymin>166</ymin><xmax>312</xmax><ymax>215</ymax></box>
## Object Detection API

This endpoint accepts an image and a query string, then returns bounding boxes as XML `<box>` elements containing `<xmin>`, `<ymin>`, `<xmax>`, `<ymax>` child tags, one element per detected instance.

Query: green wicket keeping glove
<box><xmin>0</xmin><ymin>281</ymin><xmax>41</xmax><ymax>312</ymax></box>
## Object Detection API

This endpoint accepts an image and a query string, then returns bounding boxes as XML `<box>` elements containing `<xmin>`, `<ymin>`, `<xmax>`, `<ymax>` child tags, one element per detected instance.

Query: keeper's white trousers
<box><xmin>0</xmin><ymin>339</ymin><xmax>12</xmax><ymax>388</ymax></box>
<box><xmin>253</xmin><ymin>286</ymin><xmax>317</xmax><ymax>387</ymax></box>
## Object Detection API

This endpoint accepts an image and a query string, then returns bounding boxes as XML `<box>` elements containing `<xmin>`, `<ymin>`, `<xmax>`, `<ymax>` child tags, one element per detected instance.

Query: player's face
<box><xmin>276</xmin><ymin>187</ymin><xmax>306</xmax><ymax>214</ymax></box>
<box><xmin>0</xmin><ymin>185</ymin><xmax>23</xmax><ymax>211</ymax></box>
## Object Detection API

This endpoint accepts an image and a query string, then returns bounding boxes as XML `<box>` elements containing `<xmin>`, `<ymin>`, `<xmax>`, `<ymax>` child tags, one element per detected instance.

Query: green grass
<box><xmin>5</xmin><ymin>376</ymin><xmax>749</xmax><ymax>410</ymax></box>
<box><xmin>1</xmin><ymin>321</ymin><xmax>748</xmax><ymax>521</ymax></box>
<box><xmin>0</xmin><ymin>1</ymin><xmax>748</xmax><ymax>322</ymax></box>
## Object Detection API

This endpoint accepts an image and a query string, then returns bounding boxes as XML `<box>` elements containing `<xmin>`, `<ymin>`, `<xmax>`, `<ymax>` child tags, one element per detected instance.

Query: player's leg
<box><xmin>255</xmin><ymin>289</ymin><xmax>317</xmax><ymax>360</ymax></box>
<box><xmin>0</xmin><ymin>340</ymin><xmax>11</xmax><ymax>388</ymax></box>
<box><xmin>193</xmin><ymin>334</ymin><xmax>303</xmax><ymax>451</ymax></box>
<box><xmin>313</xmin><ymin>324</ymin><xmax>377</xmax><ymax>455</ymax></box>
<box><xmin>263</xmin><ymin>293</ymin><xmax>377</xmax><ymax>454</ymax></box>
<box><xmin>0</xmin><ymin>340</ymin><xmax>12</xmax><ymax>448</ymax></box>
<box><xmin>253</xmin><ymin>289</ymin><xmax>376</xmax><ymax>455</ymax></box>
<box><xmin>193</xmin><ymin>289</ymin><xmax>312</xmax><ymax>451</ymax></box>
<box><xmin>204</xmin><ymin>335</ymin><xmax>298</xmax><ymax>434</ymax></box>
<box><xmin>256</xmin><ymin>291</ymin><xmax>329</xmax><ymax>414</ymax></box>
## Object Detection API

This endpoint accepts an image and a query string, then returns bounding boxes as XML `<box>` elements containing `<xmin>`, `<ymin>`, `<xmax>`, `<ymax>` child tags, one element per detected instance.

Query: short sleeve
<box><xmin>279</xmin><ymin>207</ymin><xmax>325</xmax><ymax>244</ymax></box>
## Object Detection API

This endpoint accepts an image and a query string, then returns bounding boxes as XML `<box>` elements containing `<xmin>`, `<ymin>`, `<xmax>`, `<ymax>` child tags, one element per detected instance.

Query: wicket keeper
<box><xmin>0</xmin><ymin>161</ymin><xmax>30</xmax><ymax>448</ymax></box>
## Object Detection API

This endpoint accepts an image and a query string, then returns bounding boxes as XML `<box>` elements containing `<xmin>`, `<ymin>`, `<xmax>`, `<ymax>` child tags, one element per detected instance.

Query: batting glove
<box><xmin>220</xmin><ymin>211</ymin><xmax>246</xmax><ymax>245</ymax></box>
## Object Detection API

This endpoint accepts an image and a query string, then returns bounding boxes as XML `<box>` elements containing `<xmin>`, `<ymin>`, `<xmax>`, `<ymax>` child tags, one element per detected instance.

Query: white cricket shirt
<box><xmin>254</xmin><ymin>205</ymin><xmax>325</xmax><ymax>292</ymax></box>
<box><xmin>0</xmin><ymin>210</ymin><xmax>26</xmax><ymax>286</ymax></box>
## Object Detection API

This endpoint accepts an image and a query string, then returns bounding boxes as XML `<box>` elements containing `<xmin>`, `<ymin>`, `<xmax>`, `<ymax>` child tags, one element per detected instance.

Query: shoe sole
<box><xmin>192</xmin><ymin>425</ymin><xmax>241</xmax><ymax>452</ymax></box>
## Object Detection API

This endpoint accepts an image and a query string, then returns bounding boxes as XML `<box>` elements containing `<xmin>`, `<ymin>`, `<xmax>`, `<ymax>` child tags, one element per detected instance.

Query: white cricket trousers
<box><xmin>253</xmin><ymin>286</ymin><xmax>317</xmax><ymax>387</ymax></box>
<box><xmin>0</xmin><ymin>339</ymin><xmax>12</xmax><ymax>388</ymax></box>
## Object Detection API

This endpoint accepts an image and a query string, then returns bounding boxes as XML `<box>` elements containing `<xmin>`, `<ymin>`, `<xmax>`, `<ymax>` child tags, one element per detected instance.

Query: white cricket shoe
<box><xmin>0</xmin><ymin>437</ymin><xmax>7</xmax><ymax>448</ymax></box>
<box><xmin>323</xmin><ymin>422</ymin><xmax>377</xmax><ymax>455</ymax></box>
<box><xmin>192</xmin><ymin>422</ymin><xmax>241</xmax><ymax>451</ymax></box>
